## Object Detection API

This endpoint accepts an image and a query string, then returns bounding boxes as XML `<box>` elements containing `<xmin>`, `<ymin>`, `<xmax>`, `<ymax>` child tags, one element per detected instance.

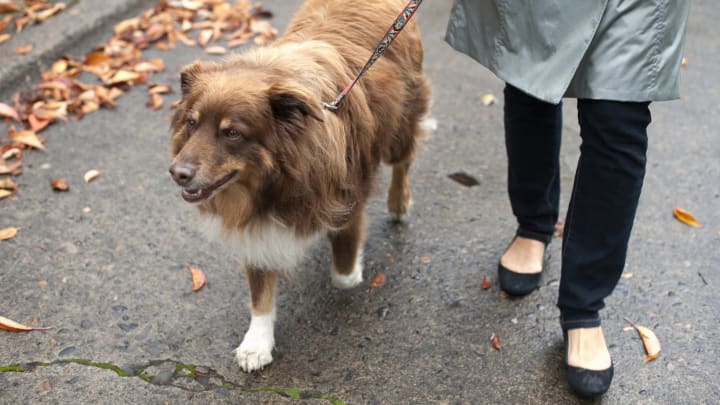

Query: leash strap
<box><xmin>322</xmin><ymin>0</ymin><xmax>424</xmax><ymax>111</ymax></box>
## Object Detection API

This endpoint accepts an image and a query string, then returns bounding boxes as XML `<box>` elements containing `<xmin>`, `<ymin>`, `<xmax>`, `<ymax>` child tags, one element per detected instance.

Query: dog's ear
<box><xmin>268</xmin><ymin>83</ymin><xmax>324</xmax><ymax>123</ymax></box>
<box><xmin>180</xmin><ymin>61</ymin><xmax>204</xmax><ymax>96</ymax></box>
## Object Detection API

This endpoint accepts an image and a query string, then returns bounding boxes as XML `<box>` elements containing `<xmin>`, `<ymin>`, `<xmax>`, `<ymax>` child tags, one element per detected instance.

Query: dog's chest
<box><xmin>199</xmin><ymin>215</ymin><xmax>319</xmax><ymax>271</ymax></box>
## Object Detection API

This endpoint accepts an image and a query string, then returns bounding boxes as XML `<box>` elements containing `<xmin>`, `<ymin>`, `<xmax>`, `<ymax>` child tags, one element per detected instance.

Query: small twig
<box><xmin>698</xmin><ymin>272</ymin><xmax>708</xmax><ymax>286</ymax></box>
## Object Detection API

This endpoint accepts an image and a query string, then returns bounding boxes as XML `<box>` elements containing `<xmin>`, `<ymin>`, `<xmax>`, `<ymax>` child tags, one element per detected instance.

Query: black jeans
<box><xmin>504</xmin><ymin>84</ymin><xmax>651</xmax><ymax>330</ymax></box>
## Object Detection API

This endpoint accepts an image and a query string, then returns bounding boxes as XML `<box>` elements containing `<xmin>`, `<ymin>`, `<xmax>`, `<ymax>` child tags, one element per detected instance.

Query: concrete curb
<box><xmin>0</xmin><ymin>0</ymin><xmax>147</xmax><ymax>94</ymax></box>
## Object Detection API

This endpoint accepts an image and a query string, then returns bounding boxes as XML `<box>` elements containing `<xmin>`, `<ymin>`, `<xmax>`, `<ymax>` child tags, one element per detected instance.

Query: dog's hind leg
<box><xmin>236</xmin><ymin>267</ymin><xmax>277</xmax><ymax>372</ymax></box>
<box><xmin>387</xmin><ymin>160</ymin><xmax>412</xmax><ymax>220</ymax></box>
<box><xmin>329</xmin><ymin>209</ymin><xmax>366</xmax><ymax>289</ymax></box>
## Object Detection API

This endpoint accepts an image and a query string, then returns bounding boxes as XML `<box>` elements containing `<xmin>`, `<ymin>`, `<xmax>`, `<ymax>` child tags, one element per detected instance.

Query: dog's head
<box><xmin>169</xmin><ymin>60</ymin><xmax>324</xmax><ymax>204</ymax></box>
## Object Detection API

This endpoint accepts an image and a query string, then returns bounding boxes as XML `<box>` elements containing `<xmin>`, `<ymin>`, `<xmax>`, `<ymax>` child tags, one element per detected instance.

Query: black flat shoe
<box><xmin>497</xmin><ymin>236</ymin><xmax>546</xmax><ymax>296</ymax></box>
<box><xmin>497</xmin><ymin>262</ymin><xmax>541</xmax><ymax>296</ymax></box>
<box><xmin>563</xmin><ymin>329</ymin><xmax>614</xmax><ymax>398</ymax></box>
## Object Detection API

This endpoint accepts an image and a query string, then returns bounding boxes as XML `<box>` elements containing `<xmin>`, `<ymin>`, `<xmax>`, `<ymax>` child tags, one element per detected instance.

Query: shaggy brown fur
<box><xmin>169</xmin><ymin>0</ymin><xmax>430</xmax><ymax>371</ymax></box>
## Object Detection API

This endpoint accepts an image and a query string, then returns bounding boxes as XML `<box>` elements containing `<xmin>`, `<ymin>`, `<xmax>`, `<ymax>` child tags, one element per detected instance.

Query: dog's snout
<box><xmin>169</xmin><ymin>162</ymin><xmax>197</xmax><ymax>186</ymax></box>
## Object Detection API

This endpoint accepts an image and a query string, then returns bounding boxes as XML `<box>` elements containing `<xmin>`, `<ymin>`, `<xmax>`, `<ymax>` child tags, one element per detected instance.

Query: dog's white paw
<box><xmin>331</xmin><ymin>252</ymin><xmax>364</xmax><ymax>289</ymax></box>
<box><xmin>235</xmin><ymin>342</ymin><xmax>273</xmax><ymax>372</ymax></box>
<box><xmin>235</xmin><ymin>313</ymin><xmax>275</xmax><ymax>372</ymax></box>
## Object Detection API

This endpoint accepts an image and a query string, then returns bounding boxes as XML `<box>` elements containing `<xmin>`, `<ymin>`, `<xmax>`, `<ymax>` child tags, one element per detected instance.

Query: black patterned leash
<box><xmin>322</xmin><ymin>0</ymin><xmax>424</xmax><ymax>111</ymax></box>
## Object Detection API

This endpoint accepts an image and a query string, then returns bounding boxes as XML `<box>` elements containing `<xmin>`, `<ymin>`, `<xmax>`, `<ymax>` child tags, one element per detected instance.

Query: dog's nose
<box><xmin>169</xmin><ymin>162</ymin><xmax>196</xmax><ymax>186</ymax></box>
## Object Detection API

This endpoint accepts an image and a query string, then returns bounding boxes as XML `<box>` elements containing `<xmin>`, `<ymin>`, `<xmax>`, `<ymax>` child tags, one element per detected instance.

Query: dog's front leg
<box><xmin>236</xmin><ymin>266</ymin><xmax>277</xmax><ymax>372</ymax></box>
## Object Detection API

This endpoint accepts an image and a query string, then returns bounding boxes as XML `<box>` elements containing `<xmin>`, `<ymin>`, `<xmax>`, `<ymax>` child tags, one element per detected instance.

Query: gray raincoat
<box><xmin>445</xmin><ymin>0</ymin><xmax>691</xmax><ymax>104</ymax></box>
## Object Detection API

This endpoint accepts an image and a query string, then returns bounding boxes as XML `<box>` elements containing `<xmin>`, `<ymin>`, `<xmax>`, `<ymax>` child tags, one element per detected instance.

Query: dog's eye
<box><xmin>222</xmin><ymin>128</ymin><xmax>241</xmax><ymax>139</ymax></box>
<box><xmin>186</xmin><ymin>117</ymin><xmax>197</xmax><ymax>127</ymax></box>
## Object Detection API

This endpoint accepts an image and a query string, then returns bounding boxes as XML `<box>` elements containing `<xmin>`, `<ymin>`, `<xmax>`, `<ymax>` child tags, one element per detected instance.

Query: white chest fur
<box><xmin>199</xmin><ymin>215</ymin><xmax>319</xmax><ymax>271</ymax></box>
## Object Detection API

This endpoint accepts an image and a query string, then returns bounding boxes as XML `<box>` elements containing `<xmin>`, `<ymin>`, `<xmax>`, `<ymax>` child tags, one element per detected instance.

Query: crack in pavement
<box><xmin>1</xmin><ymin>359</ymin><xmax>347</xmax><ymax>404</ymax></box>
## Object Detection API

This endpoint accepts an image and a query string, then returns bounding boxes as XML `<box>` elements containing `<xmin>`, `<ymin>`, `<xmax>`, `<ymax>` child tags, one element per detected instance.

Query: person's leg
<box><xmin>559</xmin><ymin>99</ymin><xmax>651</xmax><ymax>396</ymax></box>
<box><xmin>499</xmin><ymin>84</ymin><xmax>562</xmax><ymax>294</ymax></box>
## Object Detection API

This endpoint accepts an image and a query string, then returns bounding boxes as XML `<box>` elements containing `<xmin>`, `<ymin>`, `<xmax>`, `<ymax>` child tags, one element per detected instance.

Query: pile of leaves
<box><xmin>1</xmin><ymin>0</ymin><xmax>276</xmax><ymax>201</ymax></box>
<box><xmin>0</xmin><ymin>0</ymin><xmax>66</xmax><ymax>45</ymax></box>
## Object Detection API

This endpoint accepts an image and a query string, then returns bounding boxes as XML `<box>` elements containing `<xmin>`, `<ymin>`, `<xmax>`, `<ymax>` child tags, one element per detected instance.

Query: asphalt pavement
<box><xmin>1</xmin><ymin>0</ymin><xmax>719</xmax><ymax>403</ymax></box>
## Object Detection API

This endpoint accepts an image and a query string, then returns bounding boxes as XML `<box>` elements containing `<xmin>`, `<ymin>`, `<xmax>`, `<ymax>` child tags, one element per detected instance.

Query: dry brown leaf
<box><xmin>32</xmin><ymin>100</ymin><xmax>67</xmax><ymax>121</ymax></box>
<box><xmin>186</xmin><ymin>264</ymin><xmax>207</xmax><ymax>293</ymax></box>
<box><xmin>481</xmin><ymin>274</ymin><xmax>492</xmax><ymax>290</ymax></box>
<box><xmin>673</xmin><ymin>207</ymin><xmax>702</xmax><ymax>228</ymax></box>
<box><xmin>106</xmin><ymin>70</ymin><xmax>141</xmax><ymax>85</ymax></box>
<box><xmin>51</xmin><ymin>178</ymin><xmax>69</xmax><ymax>191</ymax></box>
<box><xmin>448</xmin><ymin>172</ymin><xmax>479</xmax><ymax>187</ymax></box>
<box><xmin>681</xmin><ymin>57</ymin><xmax>688</xmax><ymax>67</ymax></box>
<box><xmin>0</xmin><ymin>315</ymin><xmax>52</xmax><ymax>332</ymax></box>
<box><xmin>0</xmin><ymin>227</ymin><xmax>20</xmax><ymax>240</ymax></box>
<box><xmin>9</xmin><ymin>130</ymin><xmax>46</xmax><ymax>151</ymax></box>
<box><xmin>481</xmin><ymin>93</ymin><xmax>496</xmax><ymax>106</ymax></box>
<box><xmin>28</xmin><ymin>114</ymin><xmax>51</xmax><ymax>132</ymax></box>
<box><xmin>490</xmin><ymin>332</ymin><xmax>502</xmax><ymax>350</ymax></box>
<box><xmin>50</xmin><ymin>59</ymin><xmax>68</xmax><ymax>74</ymax></box>
<box><xmin>0</xmin><ymin>158</ymin><xmax>22</xmax><ymax>175</ymax></box>
<box><xmin>14</xmin><ymin>44</ymin><xmax>32</xmax><ymax>55</ymax></box>
<box><xmin>0</xmin><ymin>0</ymin><xmax>21</xmax><ymax>14</ymax></box>
<box><xmin>148</xmin><ymin>84</ymin><xmax>173</xmax><ymax>95</ymax></box>
<box><xmin>0</xmin><ymin>33</ymin><xmax>10</xmax><ymax>44</ymax></box>
<box><xmin>0</xmin><ymin>178</ymin><xmax>17</xmax><ymax>191</ymax></box>
<box><xmin>84</xmin><ymin>51</ymin><xmax>111</xmax><ymax>67</ymax></box>
<box><xmin>35</xmin><ymin>3</ymin><xmax>66</xmax><ymax>22</ymax></box>
<box><xmin>625</xmin><ymin>318</ymin><xmax>661</xmax><ymax>364</ymax></box>
<box><xmin>205</xmin><ymin>45</ymin><xmax>227</xmax><ymax>55</ymax></box>
<box><xmin>0</xmin><ymin>189</ymin><xmax>14</xmax><ymax>199</ymax></box>
<box><xmin>198</xmin><ymin>28</ymin><xmax>213</xmax><ymax>47</ymax></box>
<box><xmin>147</xmin><ymin>93</ymin><xmax>163</xmax><ymax>110</ymax></box>
<box><xmin>83</xmin><ymin>169</ymin><xmax>101</xmax><ymax>183</ymax></box>
<box><xmin>369</xmin><ymin>272</ymin><xmax>386</xmax><ymax>290</ymax></box>
<box><xmin>134</xmin><ymin>58</ymin><xmax>165</xmax><ymax>73</ymax></box>
<box><xmin>0</xmin><ymin>102</ymin><xmax>20</xmax><ymax>121</ymax></box>
<box><xmin>419</xmin><ymin>256</ymin><xmax>432</xmax><ymax>264</ymax></box>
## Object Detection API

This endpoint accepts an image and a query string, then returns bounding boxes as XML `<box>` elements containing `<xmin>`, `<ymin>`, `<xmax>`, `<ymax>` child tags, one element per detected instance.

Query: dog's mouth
<box><xmin>181</xmin><ymin>171</ymin><xmax>237</xmax><ymax>203</ymax></box>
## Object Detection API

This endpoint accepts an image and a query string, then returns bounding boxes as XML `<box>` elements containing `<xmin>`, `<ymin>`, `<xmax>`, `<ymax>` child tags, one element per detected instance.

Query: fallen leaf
<box><xmin>9</xmin><ymin>130</ymin><xmax>46</xmax><ymax>151</ymax></box>
<box><xmin>28</xmin><ymin>114</ymin><xmax>51</xmax><ymax>132</ymax></box>
<box><xmin>0</xmin><ymin>227</ymin><xmax>20</xmax><ymax>241</ymax></box>
<box><xmin>0</xmin><ymin>315</ymin><xmax>52</xmax><ymax>332</ymax></box>
<box><xmin>673</xmin><ymin>207</ymin><xmax>702</xmax><ymax>228</ymax></box>
<box><xmin>481</xmin><ymin>274</ymin><xmax>492</xmax><ymax>290</ymax></box>
<box><xmin>186</xmin><ymin>264</ymin><xmax>207</xmax><ymax>293</ymax></box>
<box><xmin>621</xmin><ymin>272</ymin><xmax>633</xmax><ymax>279</ymax></box>
<box><xmin>0</xmin><ymin>178</ymin><xmax>17</xmax><ymax>191</ymax></box>
<box><xmin>681</xmin><ymin>57</ymin><xmax>688</xmax><ymax>67</ymax></box>
<box><xmin>369</xmin><ymin>272</ymin><xmax>386</xmax><ymax>290</ymax></box>
<box><xmin>14</xmin><ymin>44</ymin><xmax>32</xmax><ymax>55</ymax></box>
<box><xmin>0</xmin><ymin>102</ymin><xmax>20</xmax><ymax>121</ymax></box>
<box><xmin>0</xmin><ymin>1</ymin><xmax>21</xmax><ymax>13</ymax></box>
<box><xmin>106</xmin><ymin>70</ymin><xmax>140</xmax><ymax>85</ymax></box>
<box><xmin>419</xmin><ymin>256</ymin><xmax>432</xmax><ymax>264</ymax></box>
<box><xmin>205</xmin><ymin>45</ymin><xmax>227</xmax><ymax>55</ymax></box>
<box><xmin>0</xmin><ymin>33</ymin><xmax>10</xmax><ymax>44</ymax></box>
<box><xmin>625</xmin><ymin>318</ymin><xmax>661</xmax><ymax>364</ymax></box>
<box><xmin>148</xmin><ymin>84</ymin><xmax>173</xmax><ymax>95</ymax></box>
<box><xmin>50</xmin><ymin>178</ymin><xmax>69</xmax><ymax>191</ymax></box>
<box><xmin>448</xmin><ymin>172</ymin><xmax>479</xmax><ymax>187</ymax></box>
<box><xmin>490</xmin><ymin>332</ymin><xmax>502</xmax><ymax>350</ymax></box>
<box><xmin>481</xmin><ymin>93</ymin><xmax>496</xmax><ymax>106</ymax></box>
<box><xmin>198</xmin><ymin>28</ymin><xmax>213</xmax><ymax>47</ymax></box>
<box><xmin>0</xmin><ymin>189</ymin><xmax>14</xmax><ymax>199</ymax></box>
<box><xmin>83</xmin><ymin>169</ymin><xmax>101</xmax><ymax>183</ymax></box>
<box><xmin>147</xmin><ymin>93</ymin><xmax>163</xmax><ymax>110</ymax></box>
<box><xmin>554</xmin><ymin>219</ymin><xmax>565</xmax><ymax>237</ymax></box>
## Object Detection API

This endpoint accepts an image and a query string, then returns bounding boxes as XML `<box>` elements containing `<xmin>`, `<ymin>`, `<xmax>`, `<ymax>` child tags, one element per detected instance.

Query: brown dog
<box><xmin>169</xmin><ymin>0</ymin><xmax>430</xmax><ymax>372</ymax></box>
